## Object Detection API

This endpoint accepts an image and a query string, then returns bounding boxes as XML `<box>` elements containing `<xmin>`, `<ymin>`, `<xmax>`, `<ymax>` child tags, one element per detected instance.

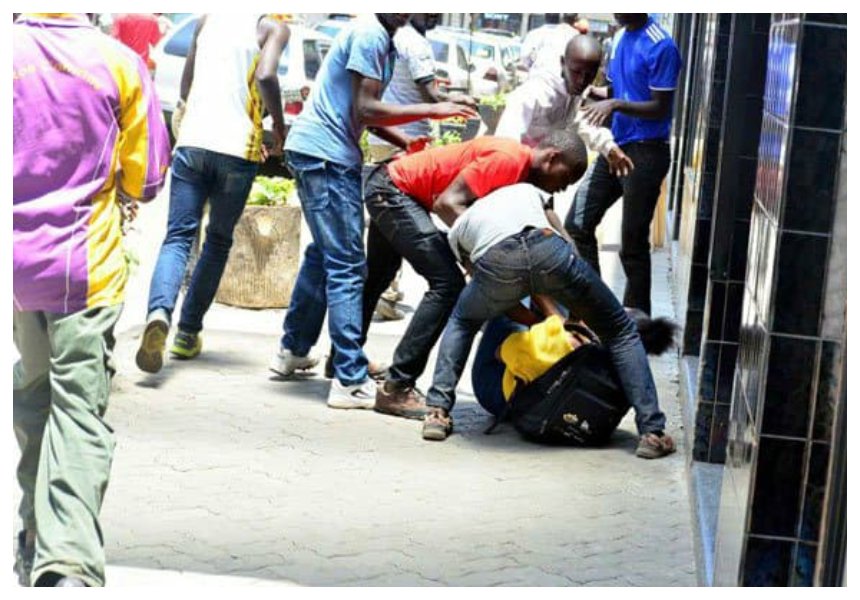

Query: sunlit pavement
<box><xmin>12</xmin><ymin>178</ymin><xmax>695</xmax><ymax>587</ymax></box>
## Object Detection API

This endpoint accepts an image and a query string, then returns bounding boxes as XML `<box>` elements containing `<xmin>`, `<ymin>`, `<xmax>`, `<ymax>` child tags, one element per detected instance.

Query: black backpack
<box><xmin>503</xmin><ymin>341</ymin><xmax>631</xmax><ymax>446</ymax></box>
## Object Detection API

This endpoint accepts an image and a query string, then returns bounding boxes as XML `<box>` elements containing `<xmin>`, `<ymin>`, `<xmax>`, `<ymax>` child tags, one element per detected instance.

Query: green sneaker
<box><xmin>170</xmin><ymin>330</ymin><xmax>202</xmax><ymax>359</ymax></box>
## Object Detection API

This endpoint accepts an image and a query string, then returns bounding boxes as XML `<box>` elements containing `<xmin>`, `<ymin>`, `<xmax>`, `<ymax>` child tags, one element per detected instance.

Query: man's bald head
<box><xmin>565</xmin><ymin>34</ymin><xmax>602</xmax><ymax>63</ymax></box>
<box><xmin>561</xmin><ymin>35</ymin><xmax>603</xmax><ymax>96</ymax></box>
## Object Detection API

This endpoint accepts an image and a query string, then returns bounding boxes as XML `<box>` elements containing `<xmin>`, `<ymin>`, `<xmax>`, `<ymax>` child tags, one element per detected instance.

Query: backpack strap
<box><xmin>565</xmin><ymin>321</ymin><xmax>600</xmax><ymax>345</ymax></box>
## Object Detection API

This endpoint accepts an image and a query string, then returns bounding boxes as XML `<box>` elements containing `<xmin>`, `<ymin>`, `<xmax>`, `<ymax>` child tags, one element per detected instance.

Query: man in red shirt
<box><xmin>360</xmin><ymin>132</ymin><xmax>586</xmax><ymax>419</ymax></box>
<box><xmin>112</xmin><ymin>13</ymin><xmax>162</xmax><ymax>72</ymax></box>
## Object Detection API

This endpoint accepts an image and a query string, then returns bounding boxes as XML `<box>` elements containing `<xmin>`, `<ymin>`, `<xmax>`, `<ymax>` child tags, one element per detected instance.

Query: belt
<box><xmin>522</xmin><ymin>226</ymin><xmax>556</xmax><ymax>237</ymax></box>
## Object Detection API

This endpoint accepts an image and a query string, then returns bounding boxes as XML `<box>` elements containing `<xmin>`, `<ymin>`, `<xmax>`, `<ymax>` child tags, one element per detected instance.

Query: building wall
<box><xmin>693</xmin><ymin>15</ymin><xmax>771</xmax><ymax>464</ymax></box>
<box><xmin>703</xmin><ymin>13</ymin><xmax>847</xmax><ymax>586</ymax></box>
<box><xmin>677</xmin><ymin>14</ymin><xmax>733</xmax><ymax>357</ymax></box>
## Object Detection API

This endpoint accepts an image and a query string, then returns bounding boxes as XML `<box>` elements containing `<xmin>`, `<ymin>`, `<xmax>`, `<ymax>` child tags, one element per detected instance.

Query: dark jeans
<box><xmin>361</xmin><ymin>166</ymin><xmax>465</xmax><ymax>386</ymax></box>
<box><xmin>565</xmin><ymin>141</ymin><xmax>671</xmax><ymax>315</ymax></box>
<box><xmin>425</xmin><ymin>229</ymin><xmax>666</xmax><ymax>435</ymax></box>
<box><xmin>147</xmin><ymin>147</ymin><xmax>257</xmax><ymax>333</ymax></box>
<box><xmin>471</xmin><ymin>316</ymin><xmax>525</xmax><ymax>417</ymax></box>
<box><xmin>280</xmin><ymin>151</ymin><xmax>368</xmax><ymax>385</ymax></box>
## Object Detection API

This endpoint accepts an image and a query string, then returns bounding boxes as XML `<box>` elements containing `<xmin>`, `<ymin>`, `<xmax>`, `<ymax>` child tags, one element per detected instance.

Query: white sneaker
<box><xmin>327</xmin><ymin>379</ymin><xmax>377</xmax><ymax>409</ymax></box>
<box><xmin>373</xmin><ymin>299</ymin><xmax>405</xmax><ymax>321</ymax></box>
<box><xmin>269</xmin><ymin>346</ymin><xmax>319</xmax><ymax>377</ymax></box>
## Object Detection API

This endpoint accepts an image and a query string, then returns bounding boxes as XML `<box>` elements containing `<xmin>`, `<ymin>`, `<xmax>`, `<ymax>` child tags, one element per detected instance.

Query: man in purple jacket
<box><xmin>13</xmin><ymin>13</ymin><xmax>170</xmax><ymax>586</ymax></box>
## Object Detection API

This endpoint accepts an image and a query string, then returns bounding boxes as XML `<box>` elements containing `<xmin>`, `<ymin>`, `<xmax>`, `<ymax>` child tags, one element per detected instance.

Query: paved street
<box><xmin>12</xmin><ymin>182</ymin><xmax>696</xmax><ymax>586</ymax></box>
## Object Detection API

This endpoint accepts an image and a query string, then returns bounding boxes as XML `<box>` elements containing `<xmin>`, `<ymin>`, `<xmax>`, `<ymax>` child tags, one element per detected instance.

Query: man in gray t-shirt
<box><xmin>423</xmin><ymin>164</ymin><xmax>676</xmax><ymax>460</ymax></box>
<box><xmin>447</xmin><ymin>183</ymin><xmax>554</xmax><ymax>266</ymax></box>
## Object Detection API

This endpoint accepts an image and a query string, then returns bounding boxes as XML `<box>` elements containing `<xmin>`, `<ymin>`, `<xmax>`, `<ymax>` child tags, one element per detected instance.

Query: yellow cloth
<box><xmin>500</xmin><ymin>315</ymin><xmax>576</xmax><ymax>400</ymax></box>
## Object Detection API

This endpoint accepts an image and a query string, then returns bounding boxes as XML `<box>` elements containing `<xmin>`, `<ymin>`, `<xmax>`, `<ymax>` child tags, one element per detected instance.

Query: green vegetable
<box><xmin>480</xmin><ymin>91</ymin><xmax>507</xmax><ymax>110</ymax></box>
<box><xmin>433</xmin><ymin>130</ymin><xmax>463</xmax><ymax>147</ymax></box>
<box><xmin>246</xmin><ymin>176</ymin><xmax>297</xmax><ymax>207</ymax></box>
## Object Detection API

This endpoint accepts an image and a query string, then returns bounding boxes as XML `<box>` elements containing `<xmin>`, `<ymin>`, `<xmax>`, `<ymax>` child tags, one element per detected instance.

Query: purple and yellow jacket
<box><xmin>13</xmin><ymin>14</ymin><xmax>171</xmax><ymax>314</ymax></box>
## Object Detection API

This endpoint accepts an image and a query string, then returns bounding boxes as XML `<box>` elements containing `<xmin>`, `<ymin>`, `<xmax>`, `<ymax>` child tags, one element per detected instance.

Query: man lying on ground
<box><xmin>471</xmin><ymin>307</ymin><xmax>678</xmax><ymax>457</ymax></box>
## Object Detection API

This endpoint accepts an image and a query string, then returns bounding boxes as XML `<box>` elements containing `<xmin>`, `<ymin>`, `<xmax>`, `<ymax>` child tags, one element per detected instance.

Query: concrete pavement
<box><xmin>11</xmin><ymin>181</ymin><xmax>696</xmax><ymax>587</ymax></box>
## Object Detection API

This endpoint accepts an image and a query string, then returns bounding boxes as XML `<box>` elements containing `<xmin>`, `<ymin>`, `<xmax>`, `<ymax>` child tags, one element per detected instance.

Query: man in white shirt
<box><xmin>496</xmin><ymin>35</ymin><xmax>633</xmax><ymax>177</ymax></box>
<box><xmin>137</xmin><ymin>15</ymin><xmax>290</xmax><ymax>373</ymax></box>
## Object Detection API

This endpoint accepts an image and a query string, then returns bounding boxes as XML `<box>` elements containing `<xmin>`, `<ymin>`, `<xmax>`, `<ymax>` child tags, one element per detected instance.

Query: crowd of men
<box><xmin>13</xmin><ymin>12</ymin><xmax>681</xmax><ymax>586</ymax></box>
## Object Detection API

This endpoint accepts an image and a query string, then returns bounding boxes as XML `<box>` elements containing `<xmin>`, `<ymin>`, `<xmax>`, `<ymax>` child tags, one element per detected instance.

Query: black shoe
<box><xmin>34</xmin><ymin>571</ymin><xmax>87</xmax><ymax>587</ymax></box>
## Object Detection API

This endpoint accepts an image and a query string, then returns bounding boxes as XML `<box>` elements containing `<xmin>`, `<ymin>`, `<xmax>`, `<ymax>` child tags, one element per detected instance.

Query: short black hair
<box><xmin>538</xmin><ymin>129</ymin><xmax>587</xmax><ymax>169</ymax></box>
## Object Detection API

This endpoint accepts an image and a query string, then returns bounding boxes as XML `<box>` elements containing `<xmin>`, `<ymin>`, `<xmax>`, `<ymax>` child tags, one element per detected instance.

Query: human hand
<box><xmin>170</xmin><ymin>100</ymin><xmax>186</xmax><ymax>140</ymax></box>
<box><xmin>117</xmin><ymin>189</ymin><xmax>138</xmax><ymax>233</ymax></box>
<box><xmin>581</xmin><ymin>98</ymin><xmax>617</xmax><ymax>127</ymax></box>
<box><xmin>583</xmin><ymin>85</ymin><xmax>609</xmax><ymax>100</ymax></box>
<box><xmin>448</xmin><ymin>93</ymin><xmax>478</xmax><ymax>108</ymax></box>
<box><xmin>407</xmin><ymin>136</ymin><xmax>432</xmax><ymax>154</ymax></box>
<box><xmin>263</xmin><ymin>123</ymin><xmax>286</xmax><ymax>161</ymax></box>
<box><xmin>607</xmin><ymin>145</ymin><xmax>634</xmax><ymax>177</ymax></box>
<box><xmin>433</xmin><ymin>101</ymin><xmax>478</xmax><ymax>120</ymax></box>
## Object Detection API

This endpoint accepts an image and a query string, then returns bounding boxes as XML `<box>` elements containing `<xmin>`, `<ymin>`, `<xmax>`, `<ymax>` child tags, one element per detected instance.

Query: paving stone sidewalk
<box><xmin>12</xmin><ymin>182</ymin><xmax>696</xmax><ymax>586</ymax></box>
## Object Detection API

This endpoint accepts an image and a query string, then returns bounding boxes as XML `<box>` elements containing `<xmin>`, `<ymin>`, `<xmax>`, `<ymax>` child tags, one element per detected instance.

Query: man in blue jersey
<box><xmin>271</xmin><ymin>14</ymin><xmax>476</xmax><ymax>409</ymax></box>
<box><xmin>565</xmin><ymin>13</ymin><xmax>682</xmax><ymax>315</ymax></box>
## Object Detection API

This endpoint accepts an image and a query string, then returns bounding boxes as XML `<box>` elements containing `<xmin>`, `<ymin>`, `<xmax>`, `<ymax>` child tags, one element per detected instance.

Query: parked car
<box><xmin>477</xmin><ymin>27</ymin><xmax>519</xmax><ymax>39</ymax></box>
<box><xmin>311</xmin><ymin>14</ymin><xmax>368</xmax><ymax>40</ymax></box>
<box><xmin>426</xmin><ymin>33</ymin><xmax>473</xmax><ymax>94</ymax></box>
<box><xmin>152</xmin><ymin>15</ymin><xmax>332</xmax><ymax>152</ymax></box>
<box><xmin>429</xmin><ymin>30</ymin><xmax>521</xmax><ymax>96</ymax></box>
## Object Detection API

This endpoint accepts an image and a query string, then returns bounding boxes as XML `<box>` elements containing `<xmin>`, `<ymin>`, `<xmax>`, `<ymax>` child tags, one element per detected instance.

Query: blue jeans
<box><xmin>280</xmin><ymin>151</ymin><xmax>368</xmax><ymax>385</ymax></box>
<box><xmin>471</xmin><ymin>316</ymin><xmax>525</xmax><ymax>417</ymax></box>
<box><xmin>147</xmin><ymin>147</ymin><xmax>257</xmax><ymax>333</ymax></box>
<box><xmin>426</xmin><ymin>229</ymin><xmax>666</xmax><ymax>435</ymax></box>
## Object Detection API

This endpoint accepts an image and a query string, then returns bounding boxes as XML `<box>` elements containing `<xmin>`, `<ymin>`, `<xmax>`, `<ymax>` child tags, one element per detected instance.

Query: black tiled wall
<box><xmin>669</xmin><ymin>15</ymin><xmax>704</xmax><ymax>244</ymax></box>
<box><xmin>692</xmin><ymin>15</ymin><xmax>770</xmax><ymax>464</ymax></box>
<box><xmin>679</xmin><ymin>14</ymin><xmax>733</xmax><ymax>357</ymax></box>
<box><xmin>712</xmin><ymin>14</ymin><xmax>846</xmax><ymax>587</ymax></box>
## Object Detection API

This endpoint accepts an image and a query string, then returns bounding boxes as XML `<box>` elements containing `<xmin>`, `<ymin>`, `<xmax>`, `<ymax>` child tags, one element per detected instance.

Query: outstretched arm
<box><xmin>581</xmin><ymin>88</ymin><xmax>673</xmax><ymax>127</ymax></box>
<box><xmin>352</xmin><ymin>74</ymin><xmax>477</xmax><ymax>128</ymax></box>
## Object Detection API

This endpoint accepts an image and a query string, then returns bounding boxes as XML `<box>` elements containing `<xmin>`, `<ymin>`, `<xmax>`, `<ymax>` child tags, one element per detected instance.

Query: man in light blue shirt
<box><xmin>273</xmin><ymin>14</ymin><xmax>476</xmax><ymax>410</ymax></box>
<box><xmin>565</xmin><ymin>13</ymin><xmax>682</xmax><ymax>315</ymax></box>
